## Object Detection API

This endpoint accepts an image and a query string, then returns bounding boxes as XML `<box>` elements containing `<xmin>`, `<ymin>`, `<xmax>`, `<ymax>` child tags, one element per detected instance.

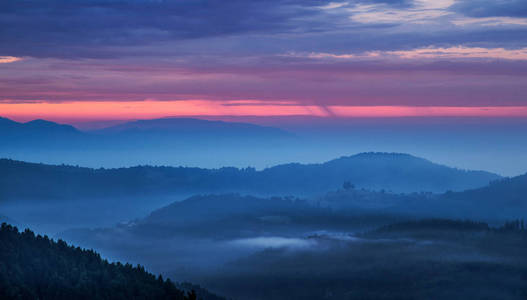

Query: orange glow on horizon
<box><xmin>0</xmin><ymin>100</ymin><xmax>329</xmax><ymax>121</ymax></box>
<box><xmin>2</xmin><ymin>100</ymin><xmax>527</xmax><ymax>122</ymax></box>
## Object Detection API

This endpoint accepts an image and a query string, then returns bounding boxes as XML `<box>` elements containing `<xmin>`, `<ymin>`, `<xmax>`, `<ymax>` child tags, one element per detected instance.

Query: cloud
<box><xmin>346</xmin><ymin>0</ymin><xmax>527</xmax><ymax>31</ymax></box>
<box><xmin>347</xmin><ymin>0</ymin><xmax>454</xmax><ymax>24</ymax></box>
<box><xmin>452</xmin><ymin>0</ymin><xmax>527</xmax><ymax>18</ymax></box>
<box><xmin>291</xmin><ymin>46</ymin><xmax>527</xmax><ymax>61</ymax></box>
<box><xmin>387</xmin><ymin>46</ymin><xmax>527</xmax><ymax>60</ymax></box>
<box><xmin>3</xmin><ymin>100</ymin><xmax>527</xmax><ymax>121</ymax></box>
<box><xmin>450</xmin><ymin>0</ymin><xmax>527</xmax><ymax>27</ymax></box>
<box><xmin>0</xmin><ymin>0</ymin><xmax>337</xmax><ymax>58</ymax></box>
<box><xmin>318</xmin><ymin>2</ymin><xmax>349</xmax><ymax>10</ymax></box>
<box><xmin>1</xmin><ymin>0</ymin><xmax>527</xmax><ymax>110</ymax></box>
<box><xmin>1</xmin><ymin>0</ymin><xmax>526</xmax><ymax>60</ymax></box>
<box><xmin>451</xmin><ymin>16</ymin><xmax>527</xmax><ymax>26</ymax></box>
<box><xmin>328</xmin><ymin>106</ymin><xmax>527</xmax><ymax>117</ymax></box>
<box><xmin>0</xmin><ymin>100</ymin><xmax>331</xmax><ymax>120</ymax></box>
<box><xmin>0</xmin><ymin>56</ymin><xmax>22</xmax><ymax>64</ymax></box>
<box><xmin>2</xmin><ymin>52</ymin><xmax>527</xmax><ymax>108</ymax></box>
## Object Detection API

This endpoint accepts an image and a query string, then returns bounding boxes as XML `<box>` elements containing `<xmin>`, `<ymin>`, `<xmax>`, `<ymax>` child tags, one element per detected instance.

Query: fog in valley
<box><xmin>2</xmin><ymin>117</ymin><xmax>527</xmax><ymax>299</ymax></box>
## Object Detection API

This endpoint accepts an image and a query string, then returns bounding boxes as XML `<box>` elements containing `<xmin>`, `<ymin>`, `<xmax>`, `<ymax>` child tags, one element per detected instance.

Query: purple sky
<box><xmin>1</xmin><ymin>0</ymin><xmax>527</xmax><ymax>121</ymax></box>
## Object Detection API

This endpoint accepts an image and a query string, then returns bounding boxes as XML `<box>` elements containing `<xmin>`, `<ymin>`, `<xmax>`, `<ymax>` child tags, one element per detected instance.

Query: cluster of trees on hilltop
<box><xmin>0</xmin><ymin>223</ymin><xmax>205</xmax><ymax>300</ymax></box>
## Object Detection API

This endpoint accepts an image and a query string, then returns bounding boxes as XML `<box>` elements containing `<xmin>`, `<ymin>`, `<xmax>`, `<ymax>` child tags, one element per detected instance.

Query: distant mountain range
<box><xmin>94</xmin><ymin>117</ymin><xmax>290</xmax><ymax>137</ymax></box>
<box><xmin>0</xmin><ymin>116</ymin><xmax>296</xmax><ymax>168</ymax></box>
<box><xmin>0</xmin><ymin>116</ymin><xmax>290</xmax><ymax>143</ymax></box>
<box><xmin>0</xmin><ymin>153</ymin><xmax>501</xmax><ymax>205</ymax></box>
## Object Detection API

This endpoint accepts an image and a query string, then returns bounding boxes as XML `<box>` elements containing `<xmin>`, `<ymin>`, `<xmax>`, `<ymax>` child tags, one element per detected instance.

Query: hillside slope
<box><xmin>0</xmin><ymin>223</ymin><xmax>204</xmax><ymax>300</ymax></box>
<box><xmin>434</xmin><ymin>173</ymin><xmax>527</xmax><ymax>219</ymax></box>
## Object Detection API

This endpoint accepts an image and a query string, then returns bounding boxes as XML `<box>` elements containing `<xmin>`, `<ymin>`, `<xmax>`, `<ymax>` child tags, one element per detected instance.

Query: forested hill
<box><xmin>0</xmin><ymin>223</ymin><xmax>221</xmax><ymax>300</ymax></box>
<box><xmin>443</xmin><ymin>173</ymin><xmax>527</xmax><ymax>204</ymax></box>
<box><xmin>0</xmin><ymin>153</ymin><xmax>500</xmax><ymax>202</ymax></box>
<box><xmin>258</xmin><ymin>153</ymin><xmax>500</xmax><ymax>193</ymax></box>
<box><xmin>434</xmin><ymin>173</ymin><xmax>527</xmax><ymax>219</ymax></box>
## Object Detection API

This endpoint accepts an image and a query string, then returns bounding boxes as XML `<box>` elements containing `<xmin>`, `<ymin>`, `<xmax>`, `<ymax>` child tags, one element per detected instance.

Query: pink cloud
<box><xmin>3</xmin><ymin>100</ymin><xmax>527</xmax><ymax>123</ymax></box>
<box><xmin>0</xmin><ymin>56</ymin><xmax>23</xmax><ymax>64</ymax></box>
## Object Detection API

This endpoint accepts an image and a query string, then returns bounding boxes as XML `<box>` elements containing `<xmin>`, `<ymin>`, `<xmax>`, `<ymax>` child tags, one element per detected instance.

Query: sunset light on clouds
<box><xmin>1</xmin><ymin>0</ymin><xmax>527</xmax><ymax>123</ymax></box>
<box><xmin>3</xmin><ymin>100</ymin><xmax>527</xmax><ymax>123</ymax></box>
<box><xmin>0</xmin><ymin>56</ymin><xmax>22</xmax><ymax>64</ymax></box>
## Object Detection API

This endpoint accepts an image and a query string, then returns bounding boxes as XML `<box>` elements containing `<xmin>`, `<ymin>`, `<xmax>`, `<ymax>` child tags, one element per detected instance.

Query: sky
<box><xmin>1</xmin><ymin>0</ymin><xmax>527</xmax><ymax>123</ymax></box>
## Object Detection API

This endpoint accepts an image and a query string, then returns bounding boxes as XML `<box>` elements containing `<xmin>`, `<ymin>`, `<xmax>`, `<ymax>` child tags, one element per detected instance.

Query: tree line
<box><xmin>0</xmin><ymin>223</ymin><xmax>204</xmax><ymax>300</ymax></box>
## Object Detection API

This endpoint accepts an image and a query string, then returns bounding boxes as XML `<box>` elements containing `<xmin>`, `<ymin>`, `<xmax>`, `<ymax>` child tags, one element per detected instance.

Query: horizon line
<box><xmin>3</xmin><ymin>101</ymin><xmax>527</xmax><ymax>124</ymax></box>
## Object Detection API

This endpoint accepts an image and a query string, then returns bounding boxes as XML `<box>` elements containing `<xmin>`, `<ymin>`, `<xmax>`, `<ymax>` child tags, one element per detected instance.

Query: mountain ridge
<box><xmin>93</xmin><ymin>117</ymin><xmax>292</xmax><ymax>137</ymax></box>
<box><xmin>0</xmin><ymin>117</ymin><xmax>81</xmax><ymax>139</ymax></box>
<box><xmin>0</xmin><ymin>152</ymin><xmax>502</xmax><ymax>203</ymax></box>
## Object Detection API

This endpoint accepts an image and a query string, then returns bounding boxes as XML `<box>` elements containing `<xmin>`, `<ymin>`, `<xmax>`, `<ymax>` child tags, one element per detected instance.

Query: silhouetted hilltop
<box><xmin>0</xmin><ymin>117</ymin><xmax>19</xmax><ymax>128</ymax></box>
<box><xmin>0</xmin><ymin>117</ymin><xmax>80</xmax><ymax>140</ymax></box>
<box><xmin>0</xmin><ymin>223</ymin><xmax>209</xmax><ymax>300</ymax></box>
<box><xmin>95</xmin><ymin>117</ymin><xmax>291</xmax><ymax>137</ymax></box>
<box><xmin>261</xmin><ymin>152</ymin><xmax>500</xmax><ymax>193</ymax></box>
